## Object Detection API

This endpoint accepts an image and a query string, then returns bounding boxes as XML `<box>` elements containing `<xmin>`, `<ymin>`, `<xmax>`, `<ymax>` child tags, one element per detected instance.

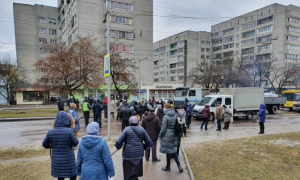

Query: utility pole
<box><xmin>103</xmin><ymin>8</ymin><xmax>111</xmax><ymax>141</ymax></box>
<box><xmin>138</xmin><ymin>58</ymin><xmax>147</xmax><ymax>101</ymax></box>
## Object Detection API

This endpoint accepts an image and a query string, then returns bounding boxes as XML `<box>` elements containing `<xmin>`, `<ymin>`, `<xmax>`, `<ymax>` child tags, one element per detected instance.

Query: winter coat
<box><xmin>156</xmin><ymin>109</ymin><xmax>164</xmax><ymax>123</ymax></box>
<box><xmin>92</xmin><ymin>103</ymin><xmax>103</xmax><ymax>116</ymax></box>
<box><xmin>120</xmin><ymin>108</ymin><xmax>132</xmax><ymax>120</ymax></box>
<box><xmin>178</xmin><ymin>110</ymin><xmax>186</xmax><ymax>124</ymax></box>
<box><xmin>57</xmin><ymin>99</ymin><xmax>64</xmax><ymax>110</ymax></box>
<box><xmin>223</xmin><ymin>108</ymin><xmax>232</xmax><ymax>122</ymax></box>
<box><xmin>110</xmin><ymin>100</ymin><xmax>116</xmax><ymax>113</ymax></box>
<box><xmin>76</xmin><ymin>135</ymin><xmax>115</xmax><ymax>180</ymax></box>
<box><xmin>115</xmin><ymin>124</ymin><xmax>153</xmax><ymax>159</ymax></box>
<box><xmin>186</xmin><ymin>104</ymin><xmax>193</xmax><ymax>117</ymax></box>
<box><xmin>42</xmin><ymin>111</ymin><xmax>79</xmax><ymax>178</ymax></box>
<box><xmin>215</xmin><ymin>106</ymin><xmax>223</xmax><ymax>120</ymax></box>
<box><xmin>159</xmin><ymin>109</ymin><xmax>179</xmax><ymax>154</ymax></box>
<box><xmin>202</xmin><ymin>106</ymin><xmax>211</xmax><ymax>119</ymax></box>
<box><xmin>68</xmin><ymin>109</ymin><xmax>80</xmax><ymax>132</ymax></box>
<box><xmin>142</xmin><ymin>113</ymin><xmax>161</xmax><ymax>141</ymax></box>
<box><xmin>258</xmin><ymin>103</ymin><xmax>266</xmax><ymax>123</ymax></box>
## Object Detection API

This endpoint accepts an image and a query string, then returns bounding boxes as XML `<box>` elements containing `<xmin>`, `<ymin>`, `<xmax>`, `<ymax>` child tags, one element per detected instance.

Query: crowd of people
<box><xmin>49</xmin><ymin>95</ymin><xmax>267</xmax><ymax>180</ymax></box>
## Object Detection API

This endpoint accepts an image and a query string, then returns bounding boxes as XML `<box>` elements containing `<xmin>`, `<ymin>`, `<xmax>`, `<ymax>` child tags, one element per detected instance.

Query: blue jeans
<box><xmin>201</xmin><ymin>118</ymin><xmax>208</xmax><ymax>129</ymax></box>
<box><xmin>217</xmin><ymin>120</ymin><xmax>222</xmax><ymax>130</ymax></box>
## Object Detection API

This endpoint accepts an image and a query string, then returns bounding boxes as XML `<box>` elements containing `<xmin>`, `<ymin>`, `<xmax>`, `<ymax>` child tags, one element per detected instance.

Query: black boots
<box><xmin>178</xmin><ymin>165</ymin><xmax>183</xmax><ymax>172</ymax></box>
<box><xmin>162</xmin><ymin>166</ymin><xmax>170</xmax><ymax>171</ymax></box>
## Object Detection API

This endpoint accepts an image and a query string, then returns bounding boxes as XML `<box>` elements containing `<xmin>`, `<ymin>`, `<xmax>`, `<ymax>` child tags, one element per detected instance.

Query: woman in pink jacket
<box><xmin>201</xmin><ymin>105</ymin><xmax>210</xmax><ymax>130</ymax></box>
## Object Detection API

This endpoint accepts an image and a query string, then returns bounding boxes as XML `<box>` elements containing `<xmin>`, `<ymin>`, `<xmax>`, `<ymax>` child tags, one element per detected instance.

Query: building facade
<box><xmin>153</xmin><ymin>31</ymin><xmax>211</xmax><ymax>86</ymax></box>
<box><xmin>211</xmin><ymin>3</ymin><xmax>300</xmax><ymax>87</ymax></box>
<box><xmin>14</xmin><ymin>0</ymin><xmax>154</xmax><ymax>102</ymax></box>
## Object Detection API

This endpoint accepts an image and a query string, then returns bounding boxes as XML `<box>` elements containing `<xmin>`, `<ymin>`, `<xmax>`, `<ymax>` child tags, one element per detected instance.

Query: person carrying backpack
<box><xmin>134</xmin><ymin>102</ymin><xmax>143</xmax><ymax>121</ymax></box>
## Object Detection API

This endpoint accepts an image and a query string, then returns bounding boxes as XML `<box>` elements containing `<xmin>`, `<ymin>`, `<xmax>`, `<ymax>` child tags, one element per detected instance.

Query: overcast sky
<box><xmin>1</xmin><ymin>0</ymin><xmax>300</xmax><ymax>60</ymax></box>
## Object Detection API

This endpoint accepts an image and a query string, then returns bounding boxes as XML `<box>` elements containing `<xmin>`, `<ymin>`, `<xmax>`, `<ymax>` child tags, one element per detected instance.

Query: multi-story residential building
<box><xmin>13</xmin><ymin>0</ymin><xmax>153</xmax><ymax>102</ymax></box>
<box><xmin>153</xmin><ymin>31</ymin><xmax>211</xmax><ymax>86</ymax></box>
<box><xmin>211</xmin><ymin>3</ymin><xmax>300</xmax><ymax>87</ymax></box>
<box><xmin>13</xmin><ymin>3</ymin><xmax>58</xmax><ymax>84</ymax></box>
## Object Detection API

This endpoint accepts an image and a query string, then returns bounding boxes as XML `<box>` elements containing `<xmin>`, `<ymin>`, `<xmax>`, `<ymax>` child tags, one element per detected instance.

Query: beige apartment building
<box><xmin>211</xmin><ymin>3</ymin><xmax>300</xmax><ymax>87</ymax></box>
<box><xmin>153</xmin><ymin>31</ymin><xmax>211</xmax><ymax>86</ymax></box>
<box><xmin>14</xmin><ymin>0</ymin><xmax>153</xmax><ymax>86</ymax></box>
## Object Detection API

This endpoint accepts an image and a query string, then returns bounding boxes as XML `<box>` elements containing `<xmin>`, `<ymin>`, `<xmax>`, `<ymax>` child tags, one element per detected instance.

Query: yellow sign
<box><xmin>104</xmin><ymin>53</ymin><xmax>110</xmax><ymax>77</ymax></box>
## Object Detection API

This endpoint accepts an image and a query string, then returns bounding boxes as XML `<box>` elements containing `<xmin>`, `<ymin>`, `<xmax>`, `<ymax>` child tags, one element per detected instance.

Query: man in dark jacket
<box><xmin>134</xmin><ymin>102</ymin><xmax>143</xmax><ymax>121</ymax></box>
<box><xmin>186</xmin><ymin>101</ymin><xmax>194</xmax><ymax>128</ymax></box>
<box><xmin>142</xmin><ymin>108</ymin><xmax>161</xmax><ymax>162</ymax></box>
<box><xmin>201</xmin><ymin>105</ymin><xmax>210</xmax><ymax>130</ymax></box>
<box><xmin>120</xmin><ymin>103</ymin><xmax>132</xmax><ymax>131</ymax></box>
<box><xmin>92</xmin><ymin>100</ymin><xmax>104</xmax><ymax>128</ymax></box>
<box><xmin>57</xmin><ymin>97</ymin><xmax>64</xmax><ymax>111</ymax></box>
<box><xmin>156</xmin><ymin>105</ymin><xmax>164</xmax><ymax>124</ymax></box>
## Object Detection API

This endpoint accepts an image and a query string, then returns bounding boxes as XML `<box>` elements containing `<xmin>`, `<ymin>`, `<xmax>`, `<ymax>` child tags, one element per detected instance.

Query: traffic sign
<box><xmin>104</xmin><ymin>53</ymin><xmax>110</xmax><ymax>77</ymax></box>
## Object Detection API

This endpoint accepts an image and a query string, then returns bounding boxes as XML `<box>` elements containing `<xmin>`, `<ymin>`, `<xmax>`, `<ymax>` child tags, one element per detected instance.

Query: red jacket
<box><xmin>202</xmin><ymin>106</ymin><xmax>211</xmax><ymax>119</ymax></box>
<box><xmin>103</xmin><ymin>97</ymin><xmax>108</xmax><ymax>104</ymax></box>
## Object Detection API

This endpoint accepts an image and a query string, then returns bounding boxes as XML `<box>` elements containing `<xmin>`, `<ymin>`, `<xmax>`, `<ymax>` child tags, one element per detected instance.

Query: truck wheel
<box><xmin>289</xmin><ymin>108</ymin><xmax>293</xmax><ymax>111</ymax></box>
<box><xmin>209</xmin><ymin>113</ymin><xmax>214</xmax><ymax>121</ymax></box>
<box><xmin>246</xmin><ymin>112</ymin><xmax>253</xmax><ymax>120</ymax></box>
<box><xmin>269</xmin><ymin>105</ymin><xmax>278</xmax><ymax>114</ymax></box>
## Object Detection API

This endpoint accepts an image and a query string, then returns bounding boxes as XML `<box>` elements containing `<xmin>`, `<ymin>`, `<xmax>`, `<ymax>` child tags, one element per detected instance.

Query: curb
<box><xmin>181</xmin><ymin>145</ymin><xmax>195</xmax><ymax>180</ymax></box>
<box><xmin>0</xmin><ymin>117</ymin><xmax>55</xmax><ymax>122</ymax></box>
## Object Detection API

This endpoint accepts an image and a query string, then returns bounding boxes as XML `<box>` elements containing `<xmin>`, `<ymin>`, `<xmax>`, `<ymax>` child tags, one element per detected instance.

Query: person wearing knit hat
<box><xmin>115</xmin><ymin>115</ymin><xmax>153</xmax><ymax>180</ymax></box>
<box><xmin>76</xmin><ymin>122</ymin><xmax>115</xmax><ymax>179</ymax></box>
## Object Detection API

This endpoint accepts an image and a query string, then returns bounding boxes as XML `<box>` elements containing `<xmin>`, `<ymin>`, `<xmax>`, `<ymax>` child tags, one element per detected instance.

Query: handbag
<box><xmin>130</xmin><ymin>127</ymin><xmax>147</xmax><ymax>150</ymax></box>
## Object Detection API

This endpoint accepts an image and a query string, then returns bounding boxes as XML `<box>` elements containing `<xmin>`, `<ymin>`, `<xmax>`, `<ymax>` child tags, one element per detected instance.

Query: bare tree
<box><xmin>34</xmin><ymin>36</ymin><xmax>104</xmax><ymax>96</ymax></box>
<box><xmin>0</xmin><ymin>55</ymin><xmax>28</xmax><ymax>105</ymax></box>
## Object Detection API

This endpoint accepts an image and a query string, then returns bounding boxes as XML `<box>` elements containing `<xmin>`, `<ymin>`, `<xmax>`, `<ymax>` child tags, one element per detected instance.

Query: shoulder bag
<box><xmin>130</xmin><ymin>127</ymin><xmax>147</xmax><ymax>150</ymax></box>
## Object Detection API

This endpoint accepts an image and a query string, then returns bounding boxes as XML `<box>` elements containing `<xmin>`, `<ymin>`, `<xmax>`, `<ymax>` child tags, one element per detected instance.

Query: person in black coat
<box><xmin>57</xmin><ymin>97</ymin><xmax>64</xmax><ymax>111</ymax></box>
<box><xmin>42</xmin><ymin>111</ymin><xmax>79</xmax><ymax>179</ymax></box>
<box><xmin>92</xmin><ymin>100</ymin><xmax>104</xmax><ymax>128</ymax></box>
<box><xmin>120</xmin><ymin>103</ymin><xmax>132</xmax><ymax>131</ymax></box>
<box><xmin>103</xmin><ymin>102</ymin><xmax>108</xmax><ymax>122</ymax></box>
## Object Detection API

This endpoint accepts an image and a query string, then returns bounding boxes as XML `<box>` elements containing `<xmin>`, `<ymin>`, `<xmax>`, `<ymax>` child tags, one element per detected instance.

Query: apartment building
<box><xmin>13</xmin><ymin>3</ymin><xmax>58</xmax><ymax>84</ymax></box>
<box><xmin>211</xmin><ymin>3</ymin><xmax>300</xmax><ymax>87</ymax></box>
<box><xmin>153</xmin><ymin>31</ymin><xmax>211</xmax><ymax>86</ymax></box>
<box><xmin>14</xmin><ymin>0</ymin><xmax>153</xmax><ymax>88</ymax></box>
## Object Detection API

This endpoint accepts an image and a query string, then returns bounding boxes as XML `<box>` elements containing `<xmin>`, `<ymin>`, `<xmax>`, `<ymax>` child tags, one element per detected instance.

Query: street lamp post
<box><xmin>138</xmin><ymin>58</ymin><xmax>148</xmax><ymax>101</ymax></box>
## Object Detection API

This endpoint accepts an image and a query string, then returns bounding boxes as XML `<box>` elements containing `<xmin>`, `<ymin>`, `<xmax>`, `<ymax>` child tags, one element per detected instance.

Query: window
<box><xmin>38</xmin><ymin>17</ymin><xmax>46</xmax><ymax>23</ymax></box>
<box><xmin>178</xmin><ymin>62</ymin><xmax>184</xmax><ymax>67</ymax></box>
<box><xmin>201</xmin><ymin>41</ymin><xmax>206</xmax><ymax>45</ymax></box>
<box><xmin>236</xmin><ymin>34</ymin><xmax>240</xmax><ymax>39</ymax></box>
<box><xmin>258</xmin><ymin>44</ymin><xmax>271</xmax><ymax>51</ymax></box>
<box><xmin>206</xmin><ymin>41</ymin><xmax>210</xmax><ymax>45</ymax></box>
<box><xmin>111</xmin><ymin>16</ymin><xmax>133</xmax><ymax>25</ymax></box>
<box><xmin>236</xmin><ymin>43</ymin><xmax>239</xmax><ymax>48</ymax></box>
<box><xmin>206</xmin><ymin>48</ymin><xmax>210</xmax><ymax>52</ymax></box>
<box><xmin>170</xmin><ymin>63</ymin><xmax>177</xmax><ymax>68</ymax></box>
<box><xmin>243</xmin><ymin>55</ymin><xmax>254</xmax><ymax>61</ymax></box>
<box><xmin>170</xmin><ymin>50</ymin><xmax>177</xmax><ymax>56</ymax></box>
<box><xmin>288</xmin><ymin>17</ymin><xmax>300</xmax><ymax>24</ymax></box>
<box><xmin>206</xmin><ymin>56</ymin><xmax>210</xmax><ymax>59</ymax></box>
<box><xmin>153</xmin><ymin>67</ymin><xmax>159</xmax><ymax>71</ymax></box>
<box><xmin>39</xmin><ymin>38</ymin><xmax>47</xmax><ymax>44</ymax></box>
<box><xmin>223</xmin><ymin>51</ymin><xmax>233</xmax><ymax>57</ymax></box>
<box><xmin>287</xmin><ymin>35</ymin><xmax>300</xmax><ymax>42</ymax></box>
<box><xmin>39</xmin><ymin>48</ymin><xmax>46</xmax><ymax>54</ymax></box>
<box><xmin>38</xmin><ymin>27</ymin><xmax>46</xmax><ymax>34</ymax></box>
<box><xmin>178</xmin><ymin>48</ymin><xmax>184</xmax><ymax>53</ymax></box>
<box><xmin>223</xmin><ymin>35</ymin><xmax>234</xmax><ymax>43</ymax></box>
<box><xmin>49</xmin><ymin>39</ymin><xmax>56</xmax><ymax>44</ymax></box>
<box><xmin>178</xmin><ymin>76</ymin><xmax>184</xmax><ymax>81</ymax></box>
<box><xmin>178</xmin><ymin>55</ymin><xmax>184</xmax><ymax>61</ymax></box>
<box><xmin>49</xmin><ymin>19</ymin><xmax>56</xmax><ymax>24</ymax></box>
<box><xmin>114</xmin><ymin>2</ymin><xmax>118</xmax><ymax>9</ymax></box>
<box><xmin>241</xmin><ymin>38</ymin><xmax>255</xmax><ymax>47</ymax></box>
<box><xmin>178</xmin><ymin>41</ymin><xmax>185</xmax><ymax>46</ymax></box>
<box><xmin>123</xmin><ymin>45</ymin><xmax>126</xmax><ymax>51</ymax></box>
<box><xmin>49</xmin><ymin>29</ymin><xmax>56</xmax><ymax>35</ymax></box>
<box><xmin>201</xmin><ymin>48</ymin><xmax>205</xmax><ymax>52</ymax></box>
<box><xmin>154</xmin><ymin>79</ymin><xmax>159</xmax><ymax>82</ymax></box>
<box><xmin>242</xmin><ymin>21</ymin><xmax>256</xmax><ymax>30</ymax></box>
<box><xmin>107</xmin><ymin>1</ymin><xmax>133</xmax><ymax>11</ymax></box>
<box><xmin>236</xmin><ymin>51</ymin><xmax>240</xmax><ymax>55</ymax></box>
<box><xmin>241</xmin><ymin>47</ymin><xmax>254</xmax><ymax>55</ymax></box>
<box><xmin>129</xmin><ymin>46</ymin><xmax>134</xmax><ymax>53</ymax></box>
<box><xmin>170</xmin><ymin>43</ymin><xmax>177</xmax><ymax>49</ymax></box>
<box><xmin>223</xmin><ymin>43</ymin><xmax>234</xmax><ymax>49</ymax></box>
<box><xmin>285</xmin><ymin>45</ymin><xmax>300</xmax><ymax>51</ymax></box>
<box><xmin>236</xmin><ymin>27</ymin><xmax>240</xmax><ymax>31</ymax></box>
<box><xmin>257</xmin><ymin>15</ymin><xmax>273</xmax><ymax>25</ymax></box>
<box><xmin>212</xmin><ymin>38</ymin><xmax>222</xmax><ymax>45</ymax></box>
<box><xmin>212</xmin><ymin>32</ymin><xmax>223</xmax><ymax>38</ymax></box>
<box><xmin>256</xmin><ymin>54</ymin><xmax>270</xmax><ymax>61</ymax></box>
<box><xmin>201</xmin><ymin>55</ymin><xmax>205</xmax><ymax>59</ymax></box>
<box><xmin>122</xmin><ymin>3</ymin><xmax>126</xmax><ymax>10</ymax></box>
<box><xmin>257</xmin><ymin>25</ymin><xmax>272</xmax><ymax>34</ymax></box>
<box><xmin>242</xmin><ymin>30</ymin><xmax>255</xmax><ymax>38</ymax></box>
<box><xmin>160</xmin><ymin>59</ymin><xmax>166</xmax><ymax>64</ymax></box>
<box><xmin>257</xmin><ymin>34</ymin><xmax>272</xmax><ymax>43</ymax></box>
<box><xmin>286</xmin><ymin>54</ymin><xmax>299</xmax><ymax>60</ymax></box>
<box><xmin>223</xmin><ymin>28</ymin><xmax>234</xmax><ymax>35</ymax></box>
<box><xmin>170</xmin><ymin>70</ymin><xmax>177</xmax><ymax>74</ymax></box>
<box><xmin>153</xmin><ymin>72</ymin><xmax>159</xmax><ymax>76</ymax></box>
<box><xmin>128</xmin><ymin>5</ymin><xmax>133</xmax><ymax>11</ymax></box>
<box><xmin>225</xmin><ymin>98</ymin><xmax>231</xmax><ymax>105</ymax></box>
<box><xmin>160</xmin><ymin>71</ymin><xmax>166</xmax><ymax>75</ymax></box>
<box><xmin>170</xmin><ymin>77</ymin><xmax>176</xmax><ymax>81</ymax></box>
<box><xmin>189</xmin><ymin>90</ymin><xmax>196</xmax><ymax>96</ymax></box>
<box><xmin>213</xmin><ymin>46</ymin><xmax>222</xmax><ymax>52</ymax></box>
<box><xmin>287</xmin><ymin>26</ymin><xmax>300</xmax><ymax>33</ymax></box>
<box><xmin>23</xmin><ymin>92</ymin><xmax>44</xmax><ymax>102</ymax></box>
